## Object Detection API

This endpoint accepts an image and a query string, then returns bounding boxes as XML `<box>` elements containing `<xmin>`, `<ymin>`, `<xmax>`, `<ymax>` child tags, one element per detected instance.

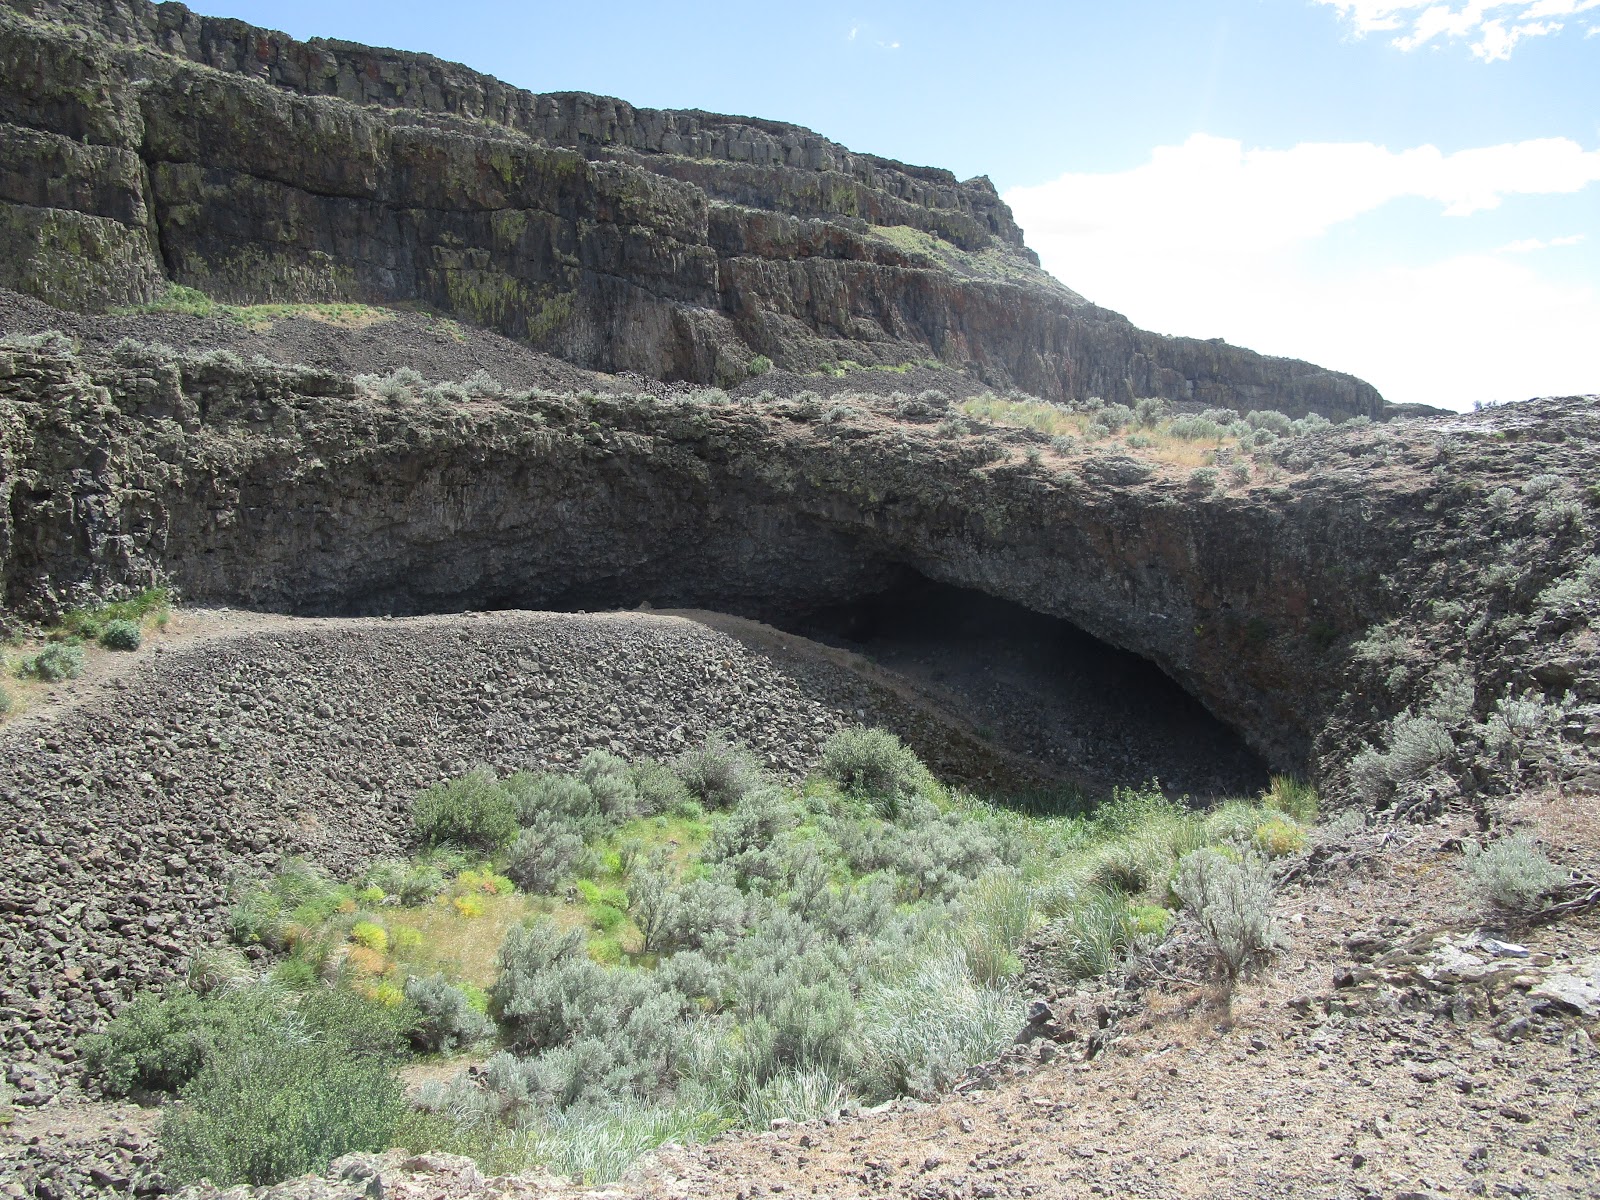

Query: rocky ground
<box><xmin>2</xmin><ymin>606</ymin><xmax>1597</xmax><ymax>1198</ymax></box>
<box><xmin>0</xmin><ymin>291</ymin><xmax>613</xmax><ymax>395</ymax></box>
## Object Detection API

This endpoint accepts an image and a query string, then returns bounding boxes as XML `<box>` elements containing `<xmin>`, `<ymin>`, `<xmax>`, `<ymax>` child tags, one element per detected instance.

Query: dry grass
<box><xmin>387</xmin><ymin>892</ymin><xmax>535</xmax><ymax>987</ymax></box>
<box><xmin>230</xmin><ymin>302</ymin><xmax>395</xmax><ymax>331</ymax></box>
<box><xmin>958</xmin><ymin>396</ymin><xmax>1247</xmax><ymax>472</ymax></box>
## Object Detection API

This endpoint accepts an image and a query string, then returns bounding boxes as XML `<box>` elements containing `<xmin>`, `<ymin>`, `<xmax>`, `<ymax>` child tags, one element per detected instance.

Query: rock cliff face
<box><xmin>0</xmin><ymin>0</ymin><xmax>1388</xmax><ymax>417</ymax></box>
<box><xmin>0</xmin><ymin>338</ymin><xmax>1473</xmax><ymax>774</ymax></box>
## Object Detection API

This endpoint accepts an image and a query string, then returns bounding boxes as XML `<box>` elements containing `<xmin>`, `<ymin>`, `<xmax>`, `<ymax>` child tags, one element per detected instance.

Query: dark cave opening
<box><xmin>307</xmin><ymin>543</ymin><xmax>1269</xmax><ymax>800</ymax></box>
<box><xmin>781</xmin><ymin>571</ymin><xmax>1270</xmax><ymax>800</ymax></box>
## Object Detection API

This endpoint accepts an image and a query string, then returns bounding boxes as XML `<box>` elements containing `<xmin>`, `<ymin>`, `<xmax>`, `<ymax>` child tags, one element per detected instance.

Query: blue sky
<box><xmin>214</xmin><ymin>1</ymin><xmax>1598</xmax><ymax>409</ymax></box>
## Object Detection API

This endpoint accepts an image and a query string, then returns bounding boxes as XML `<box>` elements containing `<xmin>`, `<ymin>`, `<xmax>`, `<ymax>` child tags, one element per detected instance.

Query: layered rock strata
<box><xmin>0</xmin><ymin>0</ymin><xmax>1387</xmax><ymax>416</ymax></box>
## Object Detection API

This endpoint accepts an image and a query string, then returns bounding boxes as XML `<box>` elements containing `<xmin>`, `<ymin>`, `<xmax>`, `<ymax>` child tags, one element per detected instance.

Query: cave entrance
<box><xmin>782</xmin><ymin>572</ymin><xmax>1269</xmax><ymax>801</ymax></box>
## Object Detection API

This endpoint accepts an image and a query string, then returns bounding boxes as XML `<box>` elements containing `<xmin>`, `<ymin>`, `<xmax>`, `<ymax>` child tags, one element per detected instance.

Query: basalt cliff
<box><xmin>0</xmin><ymin>0</ymin><xmax>1388</xmax><ymax>416</ymax></box>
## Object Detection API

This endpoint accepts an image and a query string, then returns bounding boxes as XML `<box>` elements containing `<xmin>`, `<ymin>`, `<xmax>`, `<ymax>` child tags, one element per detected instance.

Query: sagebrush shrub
<box><xmin>490</xmin><ymin>919</ymin><xmax>645</xmax><ymax>1052</ymax></box>
<box><xmin>99</xmin><ymin>619</ymin><xmax>143</xmax><ymax>650</ymax></box>
<box><xmin>405</xmin><ymin>974</ymin><xmax>493</xmax><ymax>1053</ymax></box>
<box><xmin>506</xmin><ymin>816</ymin><xmax>584</xmax><ymax>894</ymax></box>
<box><xmin>18</xmin><ymin>642</ymin><xmax>84</xmax><ymax>682</ymax></box>
<box><xmin>1478</xmin><ymin>688</ymin><xmax>1570</xmax><ymax>770</ymax></box>
<box><xmin>411</xmin><ymin>770</ymin><xmax>518</xmax><ymax>851</ymax></box>
<box><xmin>1463</xmin><ymin>835</ymin><xmax>1564</xmax><ymax>914</ymax></box>
<box><xmin>1172</xmin><ymin>849</ymin><xmax>1278</xmax><ymax>981</ymax></box>
<box><xmin>819</xmin><ymin>727</ymin><xmax>930</xmax><ymax>818</ymax></box>
<box><xmin>674</xmin><ymin>735</ymin><xmax>762</xmax><ymax>810</ymax></box>
<box><xmin>578</xmin><ymin>751</ymin><xmax>640</xmax><ymax>822</ymax></box>
<box><xmin>1536</xmin><ymin>556</ymin><xmax>1599</xmax><ymax>623</ymax></box>
<box><xmin>836</xmin><ymin>804</ymin><xmax>1001</xmax><ymax>900</ymax></box>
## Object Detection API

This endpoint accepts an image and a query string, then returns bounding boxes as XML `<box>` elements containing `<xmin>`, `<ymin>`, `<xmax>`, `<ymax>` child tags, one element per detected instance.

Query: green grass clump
<box><xmin>114</xmin><ymin>284</ymin><xmax>392</xmax><ymax>332</ymax></box>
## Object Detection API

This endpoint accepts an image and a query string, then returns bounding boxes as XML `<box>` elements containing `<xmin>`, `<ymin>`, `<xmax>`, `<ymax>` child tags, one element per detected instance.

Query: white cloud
<box><xmin>1005</xmin><ymin>135</ymin><xmax>1600</xmax><ymax>410</ymax></box>
<box><xmin>1497</xmin><ymin>233</ymin><xmax>1586</xmax><ymax>251</ymax></box>
<box><xmin>1315</xmin><ymin>0</ymin><xmax>1600</xmax><ymax>59</ymax></box>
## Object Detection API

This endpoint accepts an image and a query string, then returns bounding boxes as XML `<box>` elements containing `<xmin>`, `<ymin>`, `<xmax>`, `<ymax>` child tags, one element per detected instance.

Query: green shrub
<box><xmin>748</xmin><ymin>355</ymin><xmax>773</xmax><ymax>377</ymax></box>
<box><xmin>1129</xmin><ymin>903</ymin><xmax>1172</xmax><ymax>940</ymax></box>
<box><xmin>412</xmin><ymin>771</ymin><xmax>519</xmax><ymax>851</ymax></box>
<box><xmin>674</xmin><ymin>735</ymin><xmax>762</xmax><ymax>810</ymax></box>
<box><xmin>59</xmin><ymin>587</ymin><xmax>171</xmax><ymax>642</ymax></box>
<box><xmin>818</xmin><ymin>727</ymin><xmax>931</xmax><ymax>818</ymax></box>
<box><xmin>630</xmin><ymin>757</ymin><xmax>693</xmax><ymax>816</ymax></box>
<box><xmin>405</xmin><ymin>974</ymin><xmax>494</xmax><ymax>1054</ymax></box>
<box><xmin>0</xmin><ymin>683</ymin><xmax>10</xmax><ymax>716</ymax></box>
<box><xmin>506</xmin><ymin>816</ymin><xmax>584</xmax><ymax>893</ymax></box>
<box><xmin>1172</xmin><ymin>848</ymin><xmax>1278</xmax><ymax>981</ymax></box>
<box><xmin>1463</xmin><ymin>834</ymin><xmax>1564</xmax><ymax>914</ymax></box>
<box><xmin>82</xmin><ymin>987</ymin><xmax>278</xmax><ymax>1096</ymax></box>
<box><xmin>17</xmin><ymin>642</ymin><xmax>84</xmax><ymax>682</ymax></box>
<box><xmin>159</xmin><ymin>1007</ymin><xmax>406</xmax><ymax>1185</ymax></box>
<box><xmin>1252</xmin><ymin>816</ymin><xmax>1306</xmax><ymax>858</ymax></box>
<box><xmin>99</xmin><ymin>619</ymin><xmax>143</xmax><ymax>651</ymax></box>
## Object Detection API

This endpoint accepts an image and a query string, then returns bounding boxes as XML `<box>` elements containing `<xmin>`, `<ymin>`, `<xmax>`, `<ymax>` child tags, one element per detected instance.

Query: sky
<box><xmin>210</xmin><ymin>1</ymin><xmax>1598</xmax><ymax>410</ymax></box>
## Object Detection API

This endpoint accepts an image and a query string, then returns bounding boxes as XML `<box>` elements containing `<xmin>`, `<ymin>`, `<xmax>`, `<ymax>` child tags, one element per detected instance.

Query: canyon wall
<box><xmin>0</xmin><ymin>0</ymin><xmax>1388</xmax><ymax>417</ymax></box>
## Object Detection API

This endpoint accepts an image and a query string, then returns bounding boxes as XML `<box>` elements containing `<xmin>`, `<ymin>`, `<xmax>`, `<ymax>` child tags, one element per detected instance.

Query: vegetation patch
<box><xmin>112</xmin><ymin>283</ymin><xmax>394</xmax><ymax>331</ymax></box>
<box><xmin>87</xmin><ymin>733</ymin><xmax>1305</xmax><ymax>1185</ymax></box>
<box><xmin>958</xmin><ymin>394</ymin><xmax>1356</xmax><ymax>474</ymax></box>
